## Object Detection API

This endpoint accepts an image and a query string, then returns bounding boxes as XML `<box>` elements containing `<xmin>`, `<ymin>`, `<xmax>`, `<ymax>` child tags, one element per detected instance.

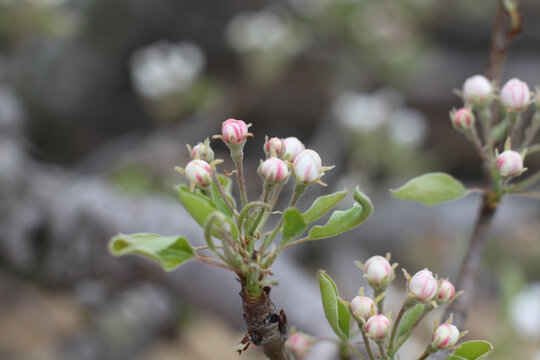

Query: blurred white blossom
<box><xmin>332</xmin><ymin>92</ymin><xmax>392</xmax><ymax>132</ymax></box>
<box><xmin>130</xmin><ymin>41</ymin><xmax>205</xmax><ymax>99</ymax></box>
<box><xmin>510</xmin><ymin>282</ymin><xmax>540</xmax><ymax>339</ymax></box>
<box><xmin>226</xmin><ymin>9</ymin><xmax>309</xmax><ymax>57</ymax></box>
<box><xmin>388</xmin><ymin>108</ymin><xmax>427</xmax><ymax>148</ymax></box>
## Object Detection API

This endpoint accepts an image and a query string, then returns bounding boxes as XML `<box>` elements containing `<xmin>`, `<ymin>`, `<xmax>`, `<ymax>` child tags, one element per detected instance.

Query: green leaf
<box><xmin>281</xmin><ymin>208</ymin><xmax>308</xmax><ymax>245</ymax></box>
<box><xmin>308</xmin><ymin>188</ymin><xmax>373</xmax><ymax>240</ymax></box>
<box><xmin>398</xmin><ymin>304</ymin><xmax>425</xmax><ymax>337</ymax></box>
<box><xmin>303</xmin><ymin>190</ymin><xmax>348</xmax><ymax>223</ymax></box>
<box><xmin>390</xmin><ymin>172</ymin><xmax>467</xmax><ymax>206</ymax></box>
<box><xmin>176</xmin><ymin>185</ymin><xmax>217</xmax><ymax>226</ymax></box>
<box><xmin>318</xmin><ymin>271</ymin><xmax>350</xmax><ymax>341</ymax></box>
<box><xmin>212</xmin><ymin>181</ymin><xmax>234</xmax><ymax>219</ymax></box>
<box><xmin>446</xmin><ymin>340</ymin><xmax>493</xmax><ymax>360</ymax></box>
<box><xmin>109</xmin><ymin>233</ymin><xmax>195</xmax><ymax>271</ymax></box>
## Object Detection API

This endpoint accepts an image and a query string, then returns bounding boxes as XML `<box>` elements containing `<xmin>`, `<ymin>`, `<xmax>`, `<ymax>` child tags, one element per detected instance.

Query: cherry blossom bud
<box><xmin>496</xmin><ymin>150</ymin><xmax>524</xmax><ymax>177</ymax></box>
<box><xmin>501</xmin><ymin>78</ymin><xmax>531</xmax><ymax>111</ymax></box>
<box><xmin>185</xmin><ymin>159</ymin><xmax>212</xmax><ymax>187</ymax></box>
<box><xmin>351</xmin><ymin>296</ymin><xmax>375</xmax><ymax>321</ymax></box>
<box><xmin>258</xmin><ymin>157</ymin><xmax>290</xmax><ymax>184</ymax></box>
<box><xmin>431</xmin><ymin>323</ymin><xmax>460</xmax><ymax>349</ymax></box>
<box><xmin>366</xmin><ymin>314</ymin><xmax>390</xmax><ymax>340</ymax></box>
<box><xmin>264</xmin><ymin>137</ymin><xmax>284</xmax><ymax>157</ymax></box>
<box><xmin>408</xmin><ymin>269</ymin><xmax>438</xmax><ymax>302</ymax></box>
<box><xmin>436</xmin><ymin>279</ymin><xmax>455</xmax><ymax>304</ymax></box>
<box><xmin>282</xmin><ymin>137</ymin><xmax>305</xmax><ymax>161</ymax></box>
<box><xmin>364</xmin><ymin>255</ymin><xmax>393</xmax><ymax>288</ymax></box>
<box><xmin>451</xmin><ymin>108</ymin><xmax>475</xmax><ymax>130</ymax></box>
<box><xmin>190</xmin><ymin>140</ymin><xmax>214</xmax><ymax>163</ymax></box>
<box><xmin>286</xmin><ymin>333</ymin><xmax>313</xmax><ymax>358</ymax></box>
<box><xmin>292</xmin><ymin>149</ymin><xmax>323</xmax><ymax>184</ymax></box>
<box><xmin>462</xmin><ymin>75</ymin><xmax>493</xmax><ymax>106</ymax></box>
<box><xmin>222</xmin><ymin>118</ymin><xmax>249</xmax><ymax>144</ymax></box>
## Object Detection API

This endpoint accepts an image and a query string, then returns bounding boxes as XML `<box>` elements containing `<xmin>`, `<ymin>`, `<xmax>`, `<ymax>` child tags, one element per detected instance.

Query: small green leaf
<box><xmin>281</xmin><ymin>208</ymin><xmax>308</xmax><ymax>245</ymax></box>
<box><xmin>398</xmin><ymin>304</ymin><xmax>425</xmax><ymax>337</ymax></box>
<box><xmin>308</xmin><ymin>188</ymin><xmax>372</xmax><ymax>240</ymax></box>
<box><xmin>212</xmin><ymin>181</ymin><xmax>234</xmax><ymax>218</ymax></box>
<box><xmin>176</xmin><ymin>185</ymin><xmax>217</xmax><ymax>226</ymax></box>
<box><xmin>109</xmin><ymin>233</ymin><xmax>194</xmax><ymax>271</ymax></box>
<box><xmin>446</xmin><ymin>340</ymin><xmax>494</xmax><ymax>360</ymax></box>
<box><xmin>303</xmin><ymin>190</ymin><xmax>348</xmax><ymax>223</ymax></box>
<box><xmin>319</xmin><ymin>271</ymin><xmax>350</xmax><ymax>340</ymax></box>
<box><xmin>390</xmin><ymin>172</ymin><xmax>467</xmax><ymax>206</ymax></box>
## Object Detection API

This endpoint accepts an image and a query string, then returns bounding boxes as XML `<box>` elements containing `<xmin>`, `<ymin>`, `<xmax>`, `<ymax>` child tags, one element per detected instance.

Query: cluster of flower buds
<box><xmin>346</xmin><ymin>255</ymin><xmax>464</xmax><ymax>358</ymax></box>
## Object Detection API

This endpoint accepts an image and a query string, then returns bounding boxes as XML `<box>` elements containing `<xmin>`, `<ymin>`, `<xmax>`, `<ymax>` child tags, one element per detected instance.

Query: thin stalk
<box><xmin>417</xmin><ymin>350</ymin><xmax>431</xmax><ymax>360</ymax></box>
<box><xmin>521</xmin><ymin>118</ymin><xmax>540</xmax><ymax>149</ymax></box>
<box><xmin>233</xmin><ymin>151</ymin><xmax>249</xmax><ymax>207</ymax></box>
<box><xmin>212</xmin><ymin>170</ymin><xmax>237</xmax><ymax>215</ymax></box>
<box><xmin>388</xmin><ymin>301</ymin><xmax>411</xmax><ymax>352</ymax></box>
<box><xmin>374</xmin><ymin>288</ymin><xmax>385</xmax><ymax>314</ymax></box>
<box><xmin>525</xmin><ymin>144</ymin><xmax>540</xmax><ymax>157</ymax></box>
<box><xmin>467</xmin><ymin>126</ymin><xmax>491</xmax><ymax>164</ymax></box>
<box><xmin>347</xmin><ymin>343</ymin><xmax>367</xmax><ymax>360</ymax></box>
<box><xmin>512</xmin><ymin>170</ymin><xmax>540</xmax><ymax>190</ymax></box>
<box><xmin>359</xmin><ymin>324</ymin><xmax>376</xmax><ymax>360</ymax></box>
<box><xmin>280</xmin><ymin>236</ymin><xmax>311</xmax><ymax>250</ymax></box>
<box><xmin>377</xmin><ymin>341</ymin><xmax>387</xmax><ymax>359</ymax></box>
<box><xmin>248</xmin><ymin>184</ymin><xmax>274</xmax><ymax>235</ymax></box>
<box><xmin>391</xmin><ymin>306</ymin><xmax>431</xmax><ymax>357</ymax></box>
<box><xmin>195</xmin><ymin>255</ymin><xmax>236</xmax><ymax>272</ymax></box>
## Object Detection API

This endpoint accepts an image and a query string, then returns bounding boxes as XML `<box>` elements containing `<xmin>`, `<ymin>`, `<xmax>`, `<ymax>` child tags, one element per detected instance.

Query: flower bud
<box><xmin>462</xmin><ymin>75</ymin><xmax>493</xmax><ymax>106</ymax></box>
<box><xmin>364</xmin><ymin>255</ymin><xmax>393</xmax><ymax>288</ymax></box>
<box><xmin>496</xmin><ymin>150</ymin><xmax>524</xmax><ymax>177</ymax></box>
<box><xmin>286</xmin><ymin>333</ymin><xmax>313</xmax><ymax>358</ymax></box>
<box><xmin>450</xmin><ymin>108</ymin><xmax>475</xmax><ymax>130</ymax></box>
<box><xmin>431</xmin><ymin>323</ymin><xmax>460</xmax><ymax>349</ymax></box>
<box><xmin>351</xmin><ymin>296</ymin><xmax>375</xmax><ymax>321</ymax></box>
<box><xmin>258</xmin><ymin>157</ymin><xmax>290</xmax><ymax>184</ymax></box>
<box><xmin>501</xmin><ymin>78</ymin><xmax>531</xmax><ymax>111</ymax></box>
<box><xmin>222</xmin><ymin>118</ymin><xmax>249</xmax><ymax>144</ymax></box>
<box><xmin>408</xmin><ymin>269</ymin><xmax>438</xmax><ymax>302</ymax></box>
<box><xmin>190</xmin><ymin>139</ymin><xmax>214</xmax><ymax>163</ymax></box>
<box><xmin>365</xmin><ymin>314</ymin><xmax>390</xmax><ymax>340</ymax></box>
<box><xmin>436</xmin><ymin>279</ymin><xmax>455</xmax><ymax>304</ymax></box>
<box><xmin>292</xmin><ymin>149</ymin><xmax>323</xmax><ymax>184</ymax></box>
<box><xmin>185</xmin><ymin>159</ymin><xmax>212</xmax><ymax>187</ymax></box>
<box><xmin>282</xmin><ymin>137</ymin><xmax>305</xmax><ymax>161</ymax></box>
<box><xmin>264</xmin><ymin>137</ymin><xmax>284</xmax><ymax>157</ymax></box>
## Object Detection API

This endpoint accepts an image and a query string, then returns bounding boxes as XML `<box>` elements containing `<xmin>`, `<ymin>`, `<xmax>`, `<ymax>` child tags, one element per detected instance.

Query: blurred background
<box><xmin>0</xmin><ymin>0</ymin><xmax>539</xmax><ymax>359</ymax></box>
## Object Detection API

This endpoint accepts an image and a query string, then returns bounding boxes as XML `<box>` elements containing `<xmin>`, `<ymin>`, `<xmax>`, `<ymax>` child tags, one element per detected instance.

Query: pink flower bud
<box><xmin>366</xmin><ymin>314</ymin><xmax>390</xmax><ymax>340</ymax></box>
<box><xmin>364</xmin><ymin>255</ymin><xmax>393</xmax><ymax>287</ymax></box>
<box><xmin>286</xmin><ymin>333</ymin><xmax>313</xmax><ymax>358</ymax></box>
<box><xmin>282</xmin><ymin>137</ymin><xmax>305</xmax><ymax>161</ymax></box>
<box><xmin>462</xmin><ymin>75</ymin><xmax>493</xmax><ymax>105</ymax></box>
<box><xmin>351</xmin><ymin>296</ymin><xmax>375</xmax><ymax>321</ymax></box>
<box><xmin>258</xmin><ymin>157</ymin><xmax>290</xmax><ymax>184</ymax></box>
<box><xmin>431</xmin><ymin>323</ymin><xmax>460</xmax><ymax>349</ymax></box>
<box><xmin>222</xmin><ymin>118</ymin><xmax>249</xmax><ymax>144</ymax></box>
<box><xmin>436</xmin><ymin>279</ymin><xmax>455</xmax><ymax>304</ymax></box>
<box><xmin>191</xmin><ymin>140</ymin><xmax>214</xmax><ymax>163</ymax></box>
<box><xmin>264</xmin><ymin>137</ymin><xmax>284</xmax><ymax>157</ymax></box>
<box><xmin>292</xmin><ymin>149</ymin><xmax>323</xmax><ymax>184</ymax></box>
<box><xmin>501</xmin><ymin>78</ymin><xmax>531</xmax><ymax>111</ymax></box>
<box><xmin>451</xmin><ymin>108</ymin><xmax>475</xmax><ymax>130</ymax></box>
<box><xmin>496</xmin><ymin>150</ymin><xmax>523</xmax><ymax>177</ymax></box>
<box><xmin>185</xmin><ymin>159</ymin><xmax>212</xmax><ymax>187</ymax></box>
<box><xmin>408</xmin><ymin>269</ymin><xmax>438</xmax><ymax>302</ymax></box>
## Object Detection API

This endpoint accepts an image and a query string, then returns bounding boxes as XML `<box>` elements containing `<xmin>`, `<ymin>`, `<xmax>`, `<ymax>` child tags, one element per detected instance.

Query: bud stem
<box><xmin>389</xmin><ymin>304</ymin><xmax>433</xmax><ymax>358</ymax></box>
<box><xmin>377</xmin><ymin>340</ymin><xmax>388</xmax><ymax>359</ymax></box>
<box><xmin>231</xmin><ymin>147</ymin><xmax>249</xmax><ymax>207</ymax></box>
<box><xmin>521</xmin><ymin>112</ymin><xmax>540</xmax><ymax>149</ymax></box>
<box><xmin>388</xmin><ymin>299</ymin><xmax>414</xmax><ymax>354</ymax></box>
<box><xmin>358</xmin><ymin>323</ymin><xmax>376</xmax><ymax>360</ymax></box>
<box><xmin>374</xmin><ymin>288</ymin><xmax>385</xmax><ymax>314</ymax></box>
<box><xmin>507</xmin><ymin>112</ymin><xmax>520</xmax><ymax>149</ymax></box>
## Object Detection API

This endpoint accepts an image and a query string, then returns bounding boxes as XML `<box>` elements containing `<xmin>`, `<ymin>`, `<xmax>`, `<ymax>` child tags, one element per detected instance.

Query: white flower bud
<box><xmin>258</xmin><ymin>157</ymin><xmax>290</xmax><ymax>184</ymax></box>
<box><xmin>451</xmin><ymin>108</ymin><xmax>475</xmax><ymax>130</ymax></box>
<box><xmin>501</xmin><ymin>78</ymin><xmax>531</xmax><ymax>111</ymax></box>
<box><xmin>366</xmin><ymin>314</ymin><xmax>390</xmax><ymax>340</ymax></box>
<box><xmin>222</xmin><ymin>118</ymin><xmax>249</xmax><ymax>144</ymax></box>
<box><xmin>462</xmin><ymin>75</ymin><xmax>493</xmax><ymax>106</ymax></box>
<box><xmin>364</xmin><ymin>255</ymin><xmax>393</xmax><ymax>288</ymax></box>
<box><xmin>190</xmin><ymin>140</ymin><xmax>214</xmax><ymax>163</ymax></box>
<box><xmin>286</xmin><ymin>333</ymin><xmax>313</xmax><ymax>358</ymax></box>
<box><xmin>431</xmin><ymin>323</ymin><xmax>460</xmax><ymax>349</ymax></box>
<box><xmin>351</xmin><ymin>296</ymin><xmax>375</xmax><ymax>321</ymax></box>
<box><xmin>264</xmin><ymin>137</ymin><xmax>284</xmax><ymax>157</ymax></box>
<box><xmin>282</xmin><ymin>137</ymin><xmax>305</xmax><ymax>161</ymax></box>
<box><xmin>496</xmin><ymin>150</ymin><xmax>524</xmax><ymax>177</ymax></box>
<box><xmin>436</xmin><ymin>279</ymin><xmax>455</xmax><ymax>304</ymax></box>
<box><xmin>408</xmin><ymin>269</ymin><xmax>438</xmax><ymax>302</ymax></box>
<box><xmin>185</xmin><ymin>159</ymin><xmax>212</xmax><ymax>187</ymax></box>
<box><xmin>292</xmin><ymin>149</ymin><xmax>323</xmax><ymax>184</ymax></box>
